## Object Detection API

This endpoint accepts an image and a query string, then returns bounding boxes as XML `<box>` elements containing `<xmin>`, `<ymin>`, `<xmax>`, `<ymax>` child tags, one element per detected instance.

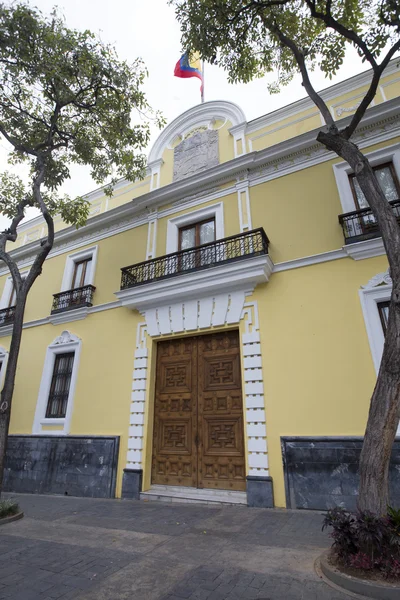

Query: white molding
<box><xmin>333</xmin><ymin>142</ymin><xmax>400</xmax><ymax>213</ymax></box>
<box><xmin>60</xmin><ymin>245</ymin><xmax>98</xmax><ymax>292</ymax></box>
<box><xmin>273</xmin><ymin>248</ymin><xmax>346</xmax><ymax>272</ymax></box>
<box><xmin>115</xmin><ymin>254</ymin><xmax>273</xmax><ymax>311</ymax></box>
<box><xmin>3</xmin><ymin>97</ymin><xmax>400</xmax><ymax>276</ymax></box>
<box><xmin>0</xmin><ymin>345</ymin><xmax>9</xmax><ymax>393</ymax></box>
<box><xmin>0</xmin><ymin>271</ymin><xmax>28</xmax><ymax>309</ymax></box>
<box><xmin>148</xmin><ymin>101</ymin><xmax>246</xmax><ymax>163</ymax></box>
<box><xmin>125</xmin><ymin>297</ymin><xmax>270</xmax><ymax>477</ymax></box>
<box><xmin>33</xmin><ymin>330</ymin><xmax>82</xmax><ymax>435</ymax></box>
<box><xmin>0</xmin><ymin>324</ymin><xmax>13</xmax><ymax>338</ymax></box>
<box><xmin>359</xmin><ymin>270</ymin><xmax>400</xmax><ymax>435</ymax></box>
<box><xmin>166</xmin><ymin>202</ymin><xmax>224</xmax><ymax>254</ymax></box>
<box><xmin>342</xmin><ymin>238</ymin><xmax>386</xmax><ymax>260</ymax></box>
<box><xmin>48</xmin><ymin>307</ymin><xmax>90</xmax><ymax>326</ymax></box>
<box><xmin>359</xmin><ymin>282</ymin><xmax>391</xmax><ymax>374</ymax></box>
<box><xmin>236</xmin><ymin>179</ymin><xmax>252</xmax><ymax>232</ymax></box>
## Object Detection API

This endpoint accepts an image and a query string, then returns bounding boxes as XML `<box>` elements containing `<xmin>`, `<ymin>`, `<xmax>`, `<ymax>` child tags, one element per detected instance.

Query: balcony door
<box><xmin>151</xmin><ymin>331</ymin><xmax>246</xmax><ymax>491</ymax></box>
<box><xmin>178</xmin><ymin>218</ymin><xmax>215</xmax><ymax>271</ymax></box>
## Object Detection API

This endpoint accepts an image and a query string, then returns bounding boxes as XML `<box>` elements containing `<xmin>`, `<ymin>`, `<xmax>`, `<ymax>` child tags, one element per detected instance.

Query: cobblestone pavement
<box><xmin>0</xmin><ymin>494</ymin><xmax>350</xmax><ymax>600</ymax></box>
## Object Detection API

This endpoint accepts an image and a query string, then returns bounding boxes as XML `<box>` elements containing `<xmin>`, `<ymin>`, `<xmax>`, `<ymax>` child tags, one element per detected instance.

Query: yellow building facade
<box><xmin>1</xmin><ymin>60</ymin><xmax>400</xmax><ymax>509</ymax></box>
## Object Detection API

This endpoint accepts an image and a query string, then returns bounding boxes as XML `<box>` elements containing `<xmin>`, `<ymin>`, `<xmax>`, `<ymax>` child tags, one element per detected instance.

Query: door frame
<box><xmin>127</xmin><ymin>297</ymin><xmax>269</xmax><ymax>496</ymax></box>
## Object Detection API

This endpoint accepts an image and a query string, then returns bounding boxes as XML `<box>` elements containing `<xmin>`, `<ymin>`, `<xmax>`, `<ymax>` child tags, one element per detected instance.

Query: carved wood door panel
<box><xmin>152</xmin><ymin>338</ymin><xmax>198</xmax><ymax>487</ymax></box>
<box><xmin>152</xmin><ymin>331</ymin><xmax>246</xmax><ymax>491</ymax></box>
<box><xmin>197</xmin><ymin>331</ymin><xmax>246</xmax><ymax>491</ymax></box>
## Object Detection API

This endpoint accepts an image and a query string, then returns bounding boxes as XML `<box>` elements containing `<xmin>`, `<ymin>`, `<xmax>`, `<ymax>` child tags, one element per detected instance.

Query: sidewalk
<box><xmin>0</xmin><ymin>494</ymin><xmax>349</xmax><ymax>600</ymax></box>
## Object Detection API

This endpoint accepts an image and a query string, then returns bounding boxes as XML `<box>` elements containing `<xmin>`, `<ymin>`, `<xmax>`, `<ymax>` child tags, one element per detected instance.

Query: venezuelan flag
<box><xmin>174</xmin><ymin>51</ymin><xmax>203</xmax><ymax>92</ymax></box>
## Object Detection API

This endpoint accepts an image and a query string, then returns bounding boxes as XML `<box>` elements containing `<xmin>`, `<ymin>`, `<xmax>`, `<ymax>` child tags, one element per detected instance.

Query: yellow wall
<box><xmin>7</xmin><ymin>308</ymin><xmax>143</xmax><ymax>497</ymax></box>
<box><xmin>255</xmin><ymin>254</ymin><xmax>388</xmax><ymax>506</ymax></box>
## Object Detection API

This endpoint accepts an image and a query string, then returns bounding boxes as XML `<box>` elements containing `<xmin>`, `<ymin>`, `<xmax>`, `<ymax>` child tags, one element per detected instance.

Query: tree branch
<box><xmin>304</xmin><ymin>0</ymin><xmax>378</xmax><ymax>69</ymax></box>
<box><xmin>263</xmin><ymin>16</ymin><xmax>336</xmax><ymax>130</ymax></box>
<box><xmin>344</xmin><ymin>39</ymin><xmax>400</xmax><ymax>138</ymax></box>
<box><xmin>24</xmin><ymin>158</ymin><xmax>54</xmax><ymax>293</ymax></box>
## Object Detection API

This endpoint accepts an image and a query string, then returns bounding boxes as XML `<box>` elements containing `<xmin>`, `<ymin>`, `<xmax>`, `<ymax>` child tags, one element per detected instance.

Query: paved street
<box><xmin>0</xmin><ymin>494</ymin><xmax>350</xmax><ymax>600</ymax></box>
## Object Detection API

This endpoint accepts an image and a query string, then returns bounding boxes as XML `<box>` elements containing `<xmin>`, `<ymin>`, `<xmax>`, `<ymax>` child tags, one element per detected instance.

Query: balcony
<box><xmin>116</xmin><ymin>228</ymin><xmax>273</xmax><ymax>312</ymax></box>
<box><xmin>51</xmin><ymin>285</ymin><xmax>96</xmax><ymax>314</ymax></box>
<box><xmin>339</xmin><ymin>200</ymin><xmax>400</xmax><ymax>244</ymax></box>
<box><xmin>120</xmin><ymin>228</ymin><xmax>269</xmax><ymax>290</ymax></box>
<box><xmin>0</xmin><ymin>306</ymin><xmax>15</xmax><ymax>327</ymax></box>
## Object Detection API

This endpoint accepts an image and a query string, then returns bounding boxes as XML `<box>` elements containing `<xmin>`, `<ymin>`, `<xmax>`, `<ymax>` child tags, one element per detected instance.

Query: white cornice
<box><xmin>114</xmin><ymin>255</ymin><xmax>273</xmax><ymax>311</ymax></box>
<box><xmin>2</xmin><ymin>96</ymin><xmax>399</xmax><ymax>276</ymax></box>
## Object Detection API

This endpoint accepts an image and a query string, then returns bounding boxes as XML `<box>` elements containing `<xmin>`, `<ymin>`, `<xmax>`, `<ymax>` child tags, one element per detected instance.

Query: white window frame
<box><xmin>359</xmin><ymin>271</ymin><xmax>399</xmax><ymax>435</ymax></box>
<box><xmin>333</xmin><ymin>143</ymin><xmax>400</xmax><ymax>214</ymax></box>
<box><xmin>166</xmin><ymin>202</ymin><xmax>225</xmax><ymax>254</ymax></box>
<box><xmin>0</xmin><ymin>345</ymin><xmax>9</xmax><ymax>393</ymax></box>
<box><xmin>61</xmin><ymin>246</ymin><xmax>98</xmax><ymax>292</ymax></box>
<box><xmin>0</xmin><ymin>272</ymin><xmax>28</xmax><ymax>309</ymax></box>
<box><xmin>32</xmin><ymin>330</ymin><xmax>82</xmax><ymax>435</ymax></box>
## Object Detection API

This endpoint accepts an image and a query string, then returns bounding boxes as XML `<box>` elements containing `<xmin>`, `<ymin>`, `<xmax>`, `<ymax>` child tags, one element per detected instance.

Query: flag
<box><xmin>174</xmin><ymin>51</ymin><xmax>203</xmax><ymax>93</ymax></box>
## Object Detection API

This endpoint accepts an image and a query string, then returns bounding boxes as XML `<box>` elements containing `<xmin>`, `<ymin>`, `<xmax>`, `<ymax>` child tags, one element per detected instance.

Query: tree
<box><xmin>171</xmin><ymin>0</ymin><xmax>400</xmax><ymax>514</ymax></box>
<box><xmin>0</xmin><ymin>2</ymin><xmax>163</xmax><ymax>495</ymax></box>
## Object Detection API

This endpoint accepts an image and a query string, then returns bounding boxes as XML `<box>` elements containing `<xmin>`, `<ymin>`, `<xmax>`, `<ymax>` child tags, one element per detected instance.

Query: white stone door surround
<box><xmin>126</xmin><ymin>292</ymin><xmax>270</xmax><ymax>487</ymax></box>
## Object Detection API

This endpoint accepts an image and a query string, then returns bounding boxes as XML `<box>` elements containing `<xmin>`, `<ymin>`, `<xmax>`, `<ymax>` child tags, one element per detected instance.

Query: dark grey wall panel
<box><xmin>282</xmin><ymin>437</ymin><xmax>400</xmax><ymax>510</ymax></box>
<box><xmin>3</xmin><ymin>435</ymin><xmax>119</xmax><ymax>498</ymax></box>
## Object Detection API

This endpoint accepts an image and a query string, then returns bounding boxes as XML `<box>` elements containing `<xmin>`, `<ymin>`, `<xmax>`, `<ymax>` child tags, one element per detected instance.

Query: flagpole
<box><xmin>201</xmin><ymin>60</ymin><xmax>205</xmax><ymax>103</ymax></box>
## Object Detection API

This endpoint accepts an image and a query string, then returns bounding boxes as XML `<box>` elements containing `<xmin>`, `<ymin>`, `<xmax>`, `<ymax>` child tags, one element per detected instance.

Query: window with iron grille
<box><xmin>45</xmin><ymin>352</ymin><xmax>75</xmax><ymax>418</ymax></box>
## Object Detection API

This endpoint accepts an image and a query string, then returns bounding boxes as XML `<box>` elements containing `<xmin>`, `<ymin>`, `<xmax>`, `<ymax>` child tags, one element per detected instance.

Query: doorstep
<box><xmin>140</xmin><ymin>485</ymin><xmax>247</xmax><ymax>506</ymax></box>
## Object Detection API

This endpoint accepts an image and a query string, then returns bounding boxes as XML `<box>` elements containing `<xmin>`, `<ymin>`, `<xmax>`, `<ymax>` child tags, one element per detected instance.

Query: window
<box><xmin>178</xmin><ymin>218</ymin><xmax>215</xmax><ymax>250</ymax></box>
<box><xmin>71</xmin><ymin>258</ymin><xmax>92</xmax><ymax>289</ymax></box>
<box><xmin>60</xmin><ymin>246</ymin><xmax>98</xmax><ymax>293</ymax></box>
<box><xmin>33</xmin><ymin>330</ymin><xmax>82</xmax><ymax>435</ymax></box>
<box><xmin>377</xmin><ymin>300</ymin><xmax>390</xmax><ymax>335</ymax></box>
<box><xmin>45</xmin><ymin>352</ymin><xmax>75</xmax><ymax>418</ymax></box>
<box><xmin>349</xmin><ymin>162</ymin><xmax>400</xmax><ymax>210</ymax></box>
<box><xmin>178</xmin><ymin>218</ymin><xmax>215</xmax><ymax>270</ymax></box>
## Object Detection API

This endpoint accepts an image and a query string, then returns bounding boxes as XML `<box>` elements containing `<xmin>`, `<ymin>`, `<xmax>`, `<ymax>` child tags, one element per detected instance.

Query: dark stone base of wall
<box><xmin>121</xmin><ymin>469</ymin><xmax>143</xmax><ymax>500</ymax></box>
<box><xmin>246</xmin><ymin>476</ymin><xmax>274</xmax><ymax>507</ymax></box>
<box><xmin>282</xmin><ymin>436</ymin><xmax>400</xmax><ymax>510</ymax></box>
<box><xmin>3</xmin><ymin>435</ymin><xmax>119</xmax><ymax>498</ymax></box>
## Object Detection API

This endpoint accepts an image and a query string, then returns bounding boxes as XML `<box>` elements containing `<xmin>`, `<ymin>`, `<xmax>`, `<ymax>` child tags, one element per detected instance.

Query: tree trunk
<box><xmin>318</xmin><ymin>130</ymin><xmax>400</xmax><ymax>514</ymax></box>
<box><xmin>0</xmin><ymin>292</ymin><xmax>28</xmax><ymax>496</ymax></box>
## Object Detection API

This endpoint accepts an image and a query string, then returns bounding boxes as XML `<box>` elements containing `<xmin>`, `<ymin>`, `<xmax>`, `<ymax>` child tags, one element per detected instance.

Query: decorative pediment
<box><xmin>51</xmin><ymin>330</ymin><xmax>81</xmax><ymax>346</ymax></box>
<box><xmin>362</xmin><ymin>269</ymin><xmax>392</xmax><ymax>289</ymax></box>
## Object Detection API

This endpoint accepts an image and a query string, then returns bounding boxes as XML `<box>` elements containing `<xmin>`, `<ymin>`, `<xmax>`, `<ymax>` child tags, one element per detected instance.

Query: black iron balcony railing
<box><xmin>339</xmin><ymin>199</ymin><xmax>400</xmax><ymax>244</ymax></box>
<box><xmin>51</xmin><ymin>285</ymin><xmax>96</xmax><ymax>314</ymax></box>
<box><xmin>0</xmin><ymin>306</ymin><xmax>15</xmax><ymax>327</ymax></box>
<box><xmin>120</xmin><ymin>228</ymin><xmax>269</xmax><ymax>290</ymax></box>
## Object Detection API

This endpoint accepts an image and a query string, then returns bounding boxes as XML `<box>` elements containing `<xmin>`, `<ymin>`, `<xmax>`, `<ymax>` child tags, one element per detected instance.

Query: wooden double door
<box><xmin>152</xmin><ymin>330</ymin><xmax>246</xmax><ymax>491</ymax></box>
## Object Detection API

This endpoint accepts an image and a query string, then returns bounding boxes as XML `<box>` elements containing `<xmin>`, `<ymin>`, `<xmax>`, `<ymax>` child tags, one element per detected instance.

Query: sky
<box><xmin>0</xmin><ymin>0</ymin><xmax>375</xmax><ymax>227</ymax></box>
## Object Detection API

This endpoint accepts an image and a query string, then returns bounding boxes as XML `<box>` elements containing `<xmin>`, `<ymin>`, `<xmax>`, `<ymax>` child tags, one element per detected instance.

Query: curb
<box><xmin>317</xmin><ymin>550</ymin><xmax>400</xmax><ymax>600</ymax></box>
<box><xmin>0</xmin><ymin>512</ymin><xmax>24</xmax><ymax>527</ymax></box>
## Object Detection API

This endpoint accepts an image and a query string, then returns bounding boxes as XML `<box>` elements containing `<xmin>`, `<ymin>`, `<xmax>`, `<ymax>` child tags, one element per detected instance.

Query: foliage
<box><xmin>0</xmin><ymin>499</ymin><xmax>19</xmax><ymax>518</ymax></box>
<box><xmin>322</xmin><ymin>507</ymin><xmax>400</xmax><ymax>578</ymax></box>
<box><xmin>171</xmin><ymin>0</ymin><xmax>400</xmax><ymax>89</ymax></box>
<box><xmin>0</xmin><ymin>1</ymin><xmax>164</xmax><ymax>227</ymax></box>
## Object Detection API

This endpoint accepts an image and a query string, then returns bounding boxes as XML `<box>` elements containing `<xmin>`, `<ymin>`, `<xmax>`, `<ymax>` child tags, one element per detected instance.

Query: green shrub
<box><xmin>0</xmin><ymin>499</ymin><xmax>19</xmax><ymax>518</ymax></box>
<box><xmin>322</xmin><ymin>506</ymin><xmax>400</xmax><ymax>579</ymax></box>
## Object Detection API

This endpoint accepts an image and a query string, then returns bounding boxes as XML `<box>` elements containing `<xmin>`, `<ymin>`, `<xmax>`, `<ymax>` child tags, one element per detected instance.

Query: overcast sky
<box><xmin>0</xmin><ymin>0</ymin><xmax>375</xmax><ymax>227</ymax></box>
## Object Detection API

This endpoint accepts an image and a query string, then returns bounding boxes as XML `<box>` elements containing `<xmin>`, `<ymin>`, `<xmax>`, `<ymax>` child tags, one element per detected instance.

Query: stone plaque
<box><xmin>173</xmin><ymin>129</ymin><xmax>219</xmax><ymax>181</ymax></box>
